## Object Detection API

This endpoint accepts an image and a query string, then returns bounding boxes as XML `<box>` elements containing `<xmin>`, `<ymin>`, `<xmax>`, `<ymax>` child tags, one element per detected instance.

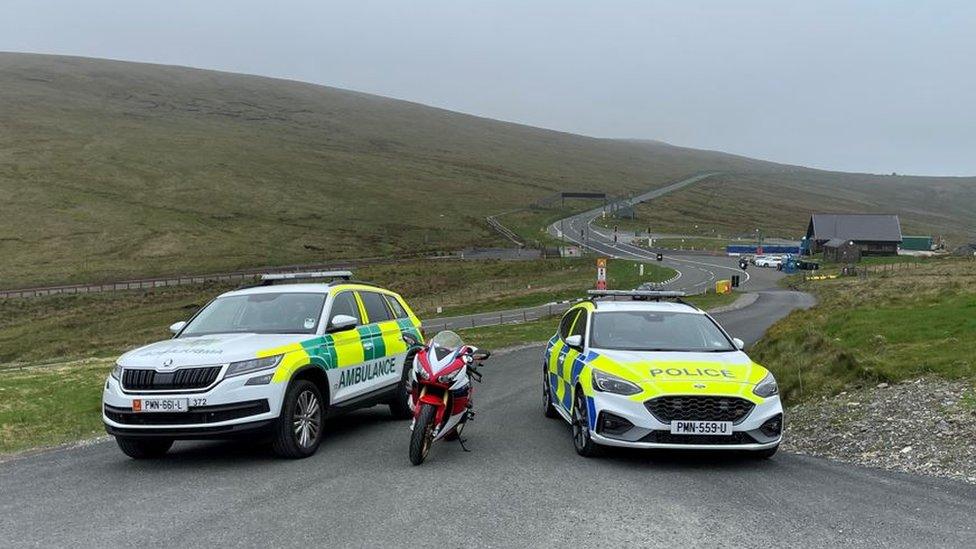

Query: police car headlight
<box><xmin>226</xmin><ymin>355</ymin><xmax>283</xmax><ymax>378</ymax></box>
<box><xmin>753</xmin><ymin>371</ymin><xmax>779</xmax><ymax>398</ymax></box>
<box><xmin>110</xmin><ymin>361</ymin><xmax>123</xmax><ymax>380</ymax></box>
<box><xmin>592</xmin><ymin>369</ymin><xmax>642</xmax><ymax>396</ymax></box>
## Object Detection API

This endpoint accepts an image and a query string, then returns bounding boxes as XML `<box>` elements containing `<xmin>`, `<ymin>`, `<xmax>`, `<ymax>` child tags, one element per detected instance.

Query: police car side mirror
<box><xmin>732</xmin><ymin>337</ymin><xmax>745</xmax><ymax>350</ymax></box>
<box><xmin>328</xmin><ymin>314</ymin><xmax>359</xmax><ymax>333</ymax></box>
<box><xmin>564</xmin><ymin>334</ymin><xmax>583</xmax><ymax>350</ymax></box>
<box><xmin>169</xmin><ymin>321</ymin><xmax>187</xmax><ymax>335</ymax></box>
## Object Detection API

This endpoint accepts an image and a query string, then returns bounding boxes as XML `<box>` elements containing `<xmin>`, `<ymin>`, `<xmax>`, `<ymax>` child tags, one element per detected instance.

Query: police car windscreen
<box><xmin>181</xmin><ymin>293</ymin><xmax>327</xmax><ymax>336</ymax></box>
<box><xmin>590</xmin><ymin>311</ymin><xmax>735</xmax><ymax>352</ymax></box>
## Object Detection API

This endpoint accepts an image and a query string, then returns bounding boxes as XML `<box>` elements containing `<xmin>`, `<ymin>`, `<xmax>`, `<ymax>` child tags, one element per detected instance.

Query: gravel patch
<box><xmin>784</xmin><ymin>377</ymin><xmax>976</xmax><ymax>484</ymax></box>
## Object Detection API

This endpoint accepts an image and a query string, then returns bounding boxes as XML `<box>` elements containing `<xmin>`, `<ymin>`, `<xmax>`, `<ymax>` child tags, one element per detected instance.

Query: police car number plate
<box><xmin>670</xmin><ymin>421</ymin><xmax>732</xmax><ymax>435</ymax></box>
<box><xmin>133</xmin><ymin>398</ymin><xmax>188</xmax><ymax>413</ymax></box>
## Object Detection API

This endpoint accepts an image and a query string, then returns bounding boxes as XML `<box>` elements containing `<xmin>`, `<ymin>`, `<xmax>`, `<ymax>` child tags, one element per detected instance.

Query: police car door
<box><xmin>325</xmin><ymin>290</ymin><xmax>368</xmax><ymax>404</ymax></box>
<box><xmin>549</xmin><ymin>308</ymin><xmax>582</xmax><ymax>411</ymax></box>
<box><xmin>352</xmin><ymin>291</ymin><xmax>404</xmax><ymax>396</ymax></box>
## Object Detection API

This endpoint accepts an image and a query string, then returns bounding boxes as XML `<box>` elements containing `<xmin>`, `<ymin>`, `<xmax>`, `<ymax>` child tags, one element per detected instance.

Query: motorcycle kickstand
<box><xmin>457</xmin><ymin>410</ymin><xmax>476</xmax><ymax>452</ymax></box>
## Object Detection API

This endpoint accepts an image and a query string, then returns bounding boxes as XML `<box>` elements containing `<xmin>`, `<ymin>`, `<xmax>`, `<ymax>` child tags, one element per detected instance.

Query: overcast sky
<box><xmin>3</xmin><ymin>0</ymin><xmax>975</xmax><ymax>176</ymax></box>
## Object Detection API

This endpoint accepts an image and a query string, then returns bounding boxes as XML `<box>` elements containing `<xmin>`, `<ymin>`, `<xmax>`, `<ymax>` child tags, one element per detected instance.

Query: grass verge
<box><xmin>752</xmin><ymin>258</ymin><xmax>976</xmax><ymax>403</ymax></box>
<box><xmin>0</xmin><ymin>359</ymin><xmax>111</xmax><ymax>454</ymax></box>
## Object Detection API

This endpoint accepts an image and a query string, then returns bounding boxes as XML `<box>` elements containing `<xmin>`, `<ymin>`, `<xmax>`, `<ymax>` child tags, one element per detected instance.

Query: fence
<box><xmin>423</xmin><ymin>300</ymin><xmax>579</xmax><ymax>332</ymax></box>
<box><xmin>0</xmin><ymin>252</ymin><xmax>463</xmax><ymax>300</ymax></box>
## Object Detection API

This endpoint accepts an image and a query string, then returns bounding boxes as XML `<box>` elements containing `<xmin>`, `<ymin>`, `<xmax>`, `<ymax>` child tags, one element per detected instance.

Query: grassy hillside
<box><xmin>0</xmin><ymin>53</ymin><xmax>784</xmax><ymax>288</ymax></box>
<box><xmin>615</xmin><ymin>172</ymin><xmax>976</xmax><ymax>243</ymax></box>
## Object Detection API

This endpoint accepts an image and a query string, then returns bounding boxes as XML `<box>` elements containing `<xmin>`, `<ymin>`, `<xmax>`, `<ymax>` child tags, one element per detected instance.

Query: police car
<box><xmin>103</xmin><ymin>272</ymin><xmax>423</xmax><ymax>459</ymax></box>
<box><xmin>543</xmin><ymin>290</ymin><xmax>782</xmax><ymax>458</ymax></box>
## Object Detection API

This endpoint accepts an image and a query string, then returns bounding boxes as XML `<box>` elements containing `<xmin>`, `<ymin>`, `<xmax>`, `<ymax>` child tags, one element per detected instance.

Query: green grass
<box><xmin>495</xmin><ymin>200</ymin><xmax>604</xmax><ymax>248</ymax></box>
<box><xmin>752</xmin><ymin>258</ymin><xmax>976</xmax><ymax>402</ymax></box>
<box><xmin>0</xmin><ymin>359</ymin><xmax>111</xmax><ymax>454</ymax></box>
<box><xmin>0</xmin><ymin>53</ymin><xmax>789</xmax><ymax>289</ymax></box>
<box><xmin>457</xmin><ymin>317</ymin><xmax>560</xmax><ymax>351</ymax></box>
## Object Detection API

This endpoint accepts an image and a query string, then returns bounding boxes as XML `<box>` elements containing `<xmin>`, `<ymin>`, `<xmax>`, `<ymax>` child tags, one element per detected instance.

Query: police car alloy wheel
<box><xmin>272</xmin><ymin>380</ymin><xmax>324</xmax><ymax>459</ymax></box>
<box><xmin>572</xmin><ymin>389</ymin><xmax>600</xmax><ymax>457</ymax></box>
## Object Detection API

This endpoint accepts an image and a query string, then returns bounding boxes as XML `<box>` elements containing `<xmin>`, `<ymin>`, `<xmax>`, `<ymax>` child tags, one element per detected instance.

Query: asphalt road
<box><xmin>3</xmin><ymin>341</ymin><xmax>975</xmax><ymax>548</ymax></box>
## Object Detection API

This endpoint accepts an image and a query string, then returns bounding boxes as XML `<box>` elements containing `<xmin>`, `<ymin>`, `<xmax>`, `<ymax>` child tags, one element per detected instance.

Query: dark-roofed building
<box><xmin>805</xmin><ymin>214</ymin><xmax>902</xmax><ymax>256</ymax></box>
<box><xmin>823</xmin><ymin>238</ymin><xmax>862</xmax><ymax>263</ymax></box>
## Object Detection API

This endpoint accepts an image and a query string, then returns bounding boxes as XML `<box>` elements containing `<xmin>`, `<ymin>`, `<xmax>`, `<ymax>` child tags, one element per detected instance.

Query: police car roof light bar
<box><xmin>587</xmin><ymin>289</ymin><xmax>687</xmax><ymax>299</ymax></box>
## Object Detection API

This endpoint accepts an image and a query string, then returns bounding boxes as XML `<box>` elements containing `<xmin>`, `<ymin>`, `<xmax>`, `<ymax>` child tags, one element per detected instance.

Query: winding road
<box><xmin>2</xmin><ymin>174</ymin><xmax>975</xmax><ymax>547</ymax></box>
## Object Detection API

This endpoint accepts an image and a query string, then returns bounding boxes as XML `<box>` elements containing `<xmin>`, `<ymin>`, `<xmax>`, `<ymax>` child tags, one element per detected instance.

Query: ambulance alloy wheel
<box><xmin>388</xmin><ymin>355</ymin><xmax>415</xmax><ymax>419</ymax></box>
<box><xmin>115</xmin><ymin>437</ymin><xmax>173</xmax><ymax>459</ymax></box>
<box><xmin>272</xmin><ymin>380</ymin><xmax>323</xmax><ymax>459</ymax></box>
<box><xmin>543</xmin><ymin>365</ymin><xmax>559</xmax><ymax>419</ymax></box>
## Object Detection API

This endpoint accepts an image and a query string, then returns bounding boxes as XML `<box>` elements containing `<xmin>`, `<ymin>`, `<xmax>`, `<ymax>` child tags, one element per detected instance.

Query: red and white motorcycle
<box><xmin>403</xmin><ymin>330</ymin><xmax>490</xmax><ymax>465</ymax></box>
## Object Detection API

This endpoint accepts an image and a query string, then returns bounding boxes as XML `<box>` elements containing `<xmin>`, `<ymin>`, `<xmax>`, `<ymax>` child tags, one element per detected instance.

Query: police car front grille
<box><xmin>645</xmin><ymin>396</ymin><xmax>755</xmax><ymax>425</ymax></box>
<box><xmin>122</xmin><ymin>366</ymin><xmax>222</xmax><ymax>391</ymax></box>
<box><xmin>639</xmin><ymin>431</ymin><xmax>759</xmax><ymax>445</ymax></box>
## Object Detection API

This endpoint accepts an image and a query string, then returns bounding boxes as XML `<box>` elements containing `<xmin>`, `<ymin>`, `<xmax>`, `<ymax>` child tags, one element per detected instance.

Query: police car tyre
<box><xmin>272</xmin><ymin>380</ymin><xmax>324</xmax><ymax>459</ymax></box>
<box><xmin>753</xmin><ymin>444</ymin><xmax>779</xmax><ymax>459</ymax></box>
<box><xmin>115</xmin><ymin>437</ymin><xmax>173</xmax><ymax>459</ymax></box>
<box><xmin>542</xmin><ymin>365</ymin><xmax>559</xmax><ymax>419</ymax></box>
<box><xmin>409</xmin><ymin>403</ymin><xmax>437</xmax><ymax>465</ymax></box>
<box><xmin>388</xmin><ymin>355</ymin><xmax>415</xmax><ymax>419</ymax></box>
<box><xmin>572</xmin><ymin>387</ymin><xmax>601</xmax><ymax>457</ymax></box>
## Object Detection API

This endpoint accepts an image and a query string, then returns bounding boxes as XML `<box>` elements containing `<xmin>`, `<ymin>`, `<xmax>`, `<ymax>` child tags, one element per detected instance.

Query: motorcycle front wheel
<box><xmin>409</xmin><ymin>403</ymin><xmax>437</xmax><ymax>465</ymax></box>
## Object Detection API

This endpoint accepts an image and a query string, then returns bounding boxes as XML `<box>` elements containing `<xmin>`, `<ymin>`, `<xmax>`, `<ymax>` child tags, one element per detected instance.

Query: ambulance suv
<box><xmin>543</xmin><ymin>290</ymin><xmax>783</xmax><ymax>458</ymax></box>
<box><xmin>103</xmin><ymin>272</ymin><xmax>423</xmax><ymax>459</ymax></box>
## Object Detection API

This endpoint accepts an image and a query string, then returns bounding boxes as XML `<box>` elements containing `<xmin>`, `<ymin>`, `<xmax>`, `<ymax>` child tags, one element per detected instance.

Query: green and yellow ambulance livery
<box><xmin>103</xmin><ymin>272</ymin><xmax>423</xmax><ymax>459</ymax></box>
<box><xmin>543</xmin><ymin>291</ymin><xmax>783</xmax><ymax>458</ymax></box>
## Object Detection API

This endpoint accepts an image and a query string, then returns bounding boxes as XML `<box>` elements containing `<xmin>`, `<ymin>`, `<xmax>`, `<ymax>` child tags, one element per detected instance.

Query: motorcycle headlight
<box><xmin>592</xmin><ymin>369</ymin><xmax>642</xmax><ymax>396</ymax></box>
<box><xmin>110</xmin><ymin>362</ymin><xmax>123</xmax><ymax>380</ymax></box>
<box><xmin>226</xmin><ymin>355</ymin><xmax>283</xmax><ymax>378</ymax></box>
<box><xmin>753</xmin><ymin>371</ymin><xmax>779</xmax><ymax>398</ymax></box>
<box><xmin>437</xmin><ymin>369</ymin><xmax>461</xmax><ymax>384</ymax></box>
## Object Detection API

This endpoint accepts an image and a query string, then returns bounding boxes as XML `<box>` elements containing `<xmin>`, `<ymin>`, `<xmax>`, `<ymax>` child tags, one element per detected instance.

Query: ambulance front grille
<box><xmin>122</xmin><ymin>366</ymin><xmax>222</xmax><ymax>391</ymax></box>
<box><xmin>645</xmin><ymin>396</ymin><xmax>754</xmax><ymax>425</ymax></box>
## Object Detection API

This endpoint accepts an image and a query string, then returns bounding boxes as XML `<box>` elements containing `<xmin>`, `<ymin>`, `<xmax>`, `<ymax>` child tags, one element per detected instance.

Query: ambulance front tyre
<box><xmin>388</xmin><ymin>355</ymin><xmax>415</xmax><ymax>419</ymax></box>
<box><xmin>115</xmin><ymin>437</ymin><xmax>174</xmax><ymax>459</ymax></box>
<box><xmin>272</xmin><ymin>379</ymin><xmax>324</xmax><ymax>459</ymax></box>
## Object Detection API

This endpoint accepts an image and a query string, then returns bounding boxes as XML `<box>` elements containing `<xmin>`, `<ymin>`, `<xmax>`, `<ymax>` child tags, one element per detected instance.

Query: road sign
<box><xmin>596</xmin><ymin>258</ymin><xmax>607</xmax><ymax>290</ymax></box>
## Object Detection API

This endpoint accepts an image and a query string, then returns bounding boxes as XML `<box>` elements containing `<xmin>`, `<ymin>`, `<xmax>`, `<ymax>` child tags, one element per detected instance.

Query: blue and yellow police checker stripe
<box><xmin>263</xmin><ymin>285</ymin><xmax>423</xmax><ymax>384</ymax></box>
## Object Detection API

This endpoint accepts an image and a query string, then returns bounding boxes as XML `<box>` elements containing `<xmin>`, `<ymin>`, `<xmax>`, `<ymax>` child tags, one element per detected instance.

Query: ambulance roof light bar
<box><xmin>260</xmin><ymin>271</ymin><xmax>354</xmax><ymax>285</ymax></box>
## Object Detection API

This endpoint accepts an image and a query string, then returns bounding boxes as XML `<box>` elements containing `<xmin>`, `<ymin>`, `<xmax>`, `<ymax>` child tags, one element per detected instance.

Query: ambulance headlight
<box><xmin>753</xmin><ymin>371</ymin><xmax>779</xmax><ymax>398</ymax></box>
<box><xmin>592</xmin><ymin>369</ymin><xmax>642</xmax><ymax>396</ymax></box>
<box><xmin>226</xmin><ymin>355</ymin><xmax>283</xmax><ymax>377</ymax></box>
<box><xmin>110</xmin><ymin>361</ymin><xmax>123</xmax><ymax>380</ymax></box>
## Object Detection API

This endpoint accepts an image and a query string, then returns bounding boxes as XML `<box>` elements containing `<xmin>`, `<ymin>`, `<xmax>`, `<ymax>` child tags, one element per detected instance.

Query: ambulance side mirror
<box><xmin>733</xmin><ymin>337</ymin><xmax>745</xmax><ymax>350</ymax></box>
<box><xmin>328</xmin><ymin>314</ymin><xmax>359</xmax><ymax>333</ymax></box>
<box><xmin>564</xmin><ymin>334</ymin><xmax>584</xmax><ymax>350</ymax></box>
<box><xmin>169</xmin><ymin>321</ymin><xmax>187</xmax><ymax>335</ymax></box>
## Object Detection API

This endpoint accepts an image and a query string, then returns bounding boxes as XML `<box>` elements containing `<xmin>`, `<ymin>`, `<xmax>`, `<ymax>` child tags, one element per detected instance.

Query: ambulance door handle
<box><xmin>363</xmin><ymin>341</ymin><xmax>374</xmax><ymax>349</ymax></box>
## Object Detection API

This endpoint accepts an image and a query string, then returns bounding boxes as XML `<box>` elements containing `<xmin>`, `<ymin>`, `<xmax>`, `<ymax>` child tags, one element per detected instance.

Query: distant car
<box><xmin>632</xmin><ymin>282</ymin><xmax>660</xmax><ymax>300</ymax></box>
<box><xmin>753</xmin><ymin>255</ymin><xmax>783</xmax><ymax>268</ymax></box>
<box><xmin>542</xmin><ymin>293</ymin><xmax>783</xmax><ymax>458</ymax></box>
<box><xmin>102</xmin><ymin>272</ymin><xmax>423</xmax><ymax>460</ymax></box>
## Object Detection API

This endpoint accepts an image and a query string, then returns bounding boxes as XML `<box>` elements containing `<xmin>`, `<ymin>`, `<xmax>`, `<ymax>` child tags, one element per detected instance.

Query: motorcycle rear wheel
<box><xmin>409</xmin><ymin>403</ymin><xmax>437</xmax><ymax>465</ymax></box>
